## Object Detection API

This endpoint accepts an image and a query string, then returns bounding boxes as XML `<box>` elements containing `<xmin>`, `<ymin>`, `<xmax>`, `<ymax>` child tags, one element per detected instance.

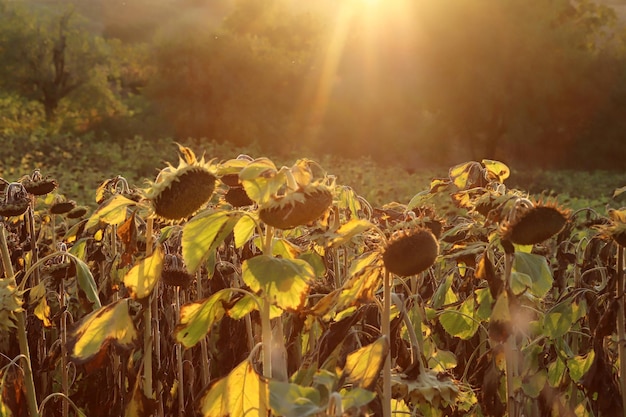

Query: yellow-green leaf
<box><xmin>343</xmin><ymin>336</ymin><xmax>389</xmax><ymax>390</ymax></box>
<box><xmin>73</xmin><ymin>255</ymin><xmax>102</xmax><ymax>309</ymax></box>
<box><xmin>543</xmin><ymin>300</ymin><xmax>574</xmax><ymax>338</ymax></box>
<box><xmin>329</xmin><ymin>219</ymin><xmax>374</xmax><ymax>248</ymax></box>
<box><xmin>183</xmin><ymin>210</ymin><xmax>243</xmax><ymax>273</ymax></box>
<box><xmin>86</xmin><ymin>194</ymin><xmax>136</xmax><ymax>229</ymax></box>
<box><xmin>567</xmin><ymin>351</ymin><xmax>595</xmax><ymax>382</ymax></box>
<box><xmin>269</xmin><ymin>381</ymin><xmax>323</xmax><ymax>417</ymax></box>
<box><xmin>199</xmin><ymin>358</ymin><xmax>268</xmax><ymax>417</ymax></box>
<box><xmin>481</xmin><ymin>160</ymin><xmax>510</xmax><ymax>182</ymax></box>
<box><xmin>234</xmin><ymin>214</ymin><xmax>257</xmax><ymax>248</ymax></box>
<box><xmin>69</xmin><ymin>298</ymin><xmax>137</xmax><ymax>363</ymax></box>
<box><xmin>439</xmin><ymin>296</ymin><xmax>479</xmax><ymax>340</ymax></box>
<box><xmin>31</xmin><ymin>281</ymin><xmax>51</xmax><ymax>327</ymax></box>
<box><xmin>449</xmin><ymin>161</ymin><xmax>482</xmax><ymax>190</ymax></box>
<box><xmin>242</xmin><ymin>255</ymin><xmax>313</xmax><ymax>311</ymax></box>
<box><xmin>512</xmin><ymin>252</ymin><xmax>553</xmax><ymax>298</ymax></box>
<box><xmin>175</xmin><ymin>289</ymin><xmax>234</xmax><ymax>348</ymax></box>
<box><xmin>123</xmin><ymin>245</ymin><xmax>164</xmax><ymax>300</ymax></box>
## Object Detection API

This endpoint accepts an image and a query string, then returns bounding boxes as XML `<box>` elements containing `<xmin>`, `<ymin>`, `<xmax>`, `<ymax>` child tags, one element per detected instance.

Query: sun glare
<box><xmin>299</xmin><ymin>0</ymin><xmax>416</xmax><ymax>145</ymax></box>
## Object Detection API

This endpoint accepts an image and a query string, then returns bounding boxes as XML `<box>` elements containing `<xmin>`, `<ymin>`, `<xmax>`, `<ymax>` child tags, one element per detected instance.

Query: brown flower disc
<box><xmin>162</xmin><ymin>268</ymin><xmax>194</xmax><ymax>288</ymax></box>
<box><xmin>153</xmin><ymin>168</ymin><xmax>216</xmax><ymax>220</ymax></box>
<box><xmin>22</xmin><ymin>178</ymin><xmax>58</xmax><ymax>196</ymax></box>
<box><xmin>506</xmin><ymin>206</ymin><xmax>567</xmax><ymax>245</ymax></box>
<box><xmin>383</xmin><ymin>228</ymin><xmax>439</xmax><ymax>277</ymax></box>
<box><xmin>259</xmin><ymin>187</ymin><xmax>332</xmax><ymax>230</ymax></box>
<box><xmin>67</xmin><ymin>206</ymin><xmax>89</xmax><ymax>219</ymax></box>
<box><xmin>0</xmin><ymin>199</ymin><xmax>30</xmax><ymax>217</ymax></box>
<box><xmin>50</xmin><ymin>201</ymin><xmax>76</xmax><ymax>215</ymax></box>
<box><xmin>221</xmin><ymin>173</ymin><xmax>241</xmax><ymax>187</ymax></box>
<box><xmin>225</xmin><ymin>186</ymin><xmax>254</xmax><ymax>207</ymax></box>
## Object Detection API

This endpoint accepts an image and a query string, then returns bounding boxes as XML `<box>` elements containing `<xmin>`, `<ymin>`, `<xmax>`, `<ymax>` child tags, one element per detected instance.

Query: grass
<box><xmin>0</xmin><ymin>134</ymin><xmax>623</xmax><ymax>213</ymax></box>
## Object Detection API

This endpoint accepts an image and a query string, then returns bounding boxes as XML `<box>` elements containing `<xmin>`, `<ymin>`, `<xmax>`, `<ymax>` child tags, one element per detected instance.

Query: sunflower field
<box><xmin>1</xmin><ymin>145</ymin><xmax>626</xmax><ymax>417</ymax></box>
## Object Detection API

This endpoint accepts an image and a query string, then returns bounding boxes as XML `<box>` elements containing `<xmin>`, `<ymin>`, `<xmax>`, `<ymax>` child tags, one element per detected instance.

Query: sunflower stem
<box><xmin>142</xmin><ymin>217</ymin><xmax>155</xmax><ymax>400</ymax></box>
<box><xmin>616</xmin><ymin>246</ymin><xmax>626</xmax><ymax>417</ymax></box>
<box><xmin>504</xmin><ymin>252</ymin><xmax>518</xmax><ymax>417</ymax></box>
<box><xmin>0</xmin><ymin>224</ymin><xmax>40</xmax><ymax>417</ymax></box>
<box><xmin>382</xmin><ymin>269</ymin><xmax>392</xmax><ymax>417</ymax></box>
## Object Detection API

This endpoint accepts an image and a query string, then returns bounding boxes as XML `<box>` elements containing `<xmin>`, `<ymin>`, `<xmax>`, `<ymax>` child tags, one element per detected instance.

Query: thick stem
<box><xmin>0</xmin><ymin>224</ymin><xmax>40</xmax><ymax>417</ymax></box>
<box><xmin>261</xmin><ymin>297</ymin><xmax>273</xmax><ymax>379</ymax></box>
<box><xmin>142</xmin><ymin>218</ymin><xmax>154</xmax><ymax>400</ymax></box>
<box><xmin>175</xmin><ymin>287</ymin><xmax>185</xmax><ymax>417</ymax></box>
<box><xmin>504</xmin><ymin>252</ymin><xmax>518</xmax><ymax>417</ymax></box>
<box><xmin>616</xmin><ymin>246</ymin><xmax>626</xmax><ymax>417</ymax></box>
<box><xmin>59</xmin><ymin>285</ymin><xmax>68</xmax><ymax>417</ymax></box>
<box><xmin>382</xmin><ymin>270</ymin><xmax>392</xmax><ymax>417</ymax></box>
<box><xmin>196</xmin><ymin>271</ymin><xmax>210</xmax><ymax>387</ymax></box>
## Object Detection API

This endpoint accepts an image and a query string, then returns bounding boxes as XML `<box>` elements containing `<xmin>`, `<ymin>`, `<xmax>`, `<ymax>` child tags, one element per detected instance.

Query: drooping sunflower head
<box><xmin>144</xmin><ymin>145</ymin><xmax>217</xmax><ymax>221</ymax></box>
<box><xmin>50</xmin><ymin>198</ymin><xmax>77</xmax><ymax>215</ymax></box>
<box><xmin>382</xmin><ymin>226</ymin><xmax>439</xmax><ymax>277</ymax></box>
<box><xmin>598</xmin><ymin>208</ymin><xmax>626</xmax><ymax>247</ymax></box>
<box><xmin>161</xmin><ymin>254</ymin><xmax>194</xmax><ymax>288</ymax></box>
<box><xmin>0</xmin><ymin>182</ymin><xmax>30</xmax><ymax>218</ymax></box>
<box><xmin>258</xmin><ymin>183</ymin><xmax>333</xmax><ymax>230</ymax></box>
<box><xmin>500</xmin><ymin>199</ymin><xmax>569</xmax><ymax>245</ymax></box>
<box><xmin>20</xmin><ymin>169</ymin><xmax>58</xmax><ymax>196</ymax></box>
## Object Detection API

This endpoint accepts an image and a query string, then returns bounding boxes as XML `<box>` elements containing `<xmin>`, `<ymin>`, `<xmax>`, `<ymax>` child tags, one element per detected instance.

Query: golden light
<box><xmin>298</xmin><ymin>0</ymin><xmax>418</xmax><ymax>146</ymax></box>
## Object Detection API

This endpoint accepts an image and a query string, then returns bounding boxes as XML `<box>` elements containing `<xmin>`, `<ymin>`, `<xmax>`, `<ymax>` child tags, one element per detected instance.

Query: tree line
<box><xmin>1</xmin><ymin>0</ymin><xmax>625</xmax><ymax>170</ymax></box>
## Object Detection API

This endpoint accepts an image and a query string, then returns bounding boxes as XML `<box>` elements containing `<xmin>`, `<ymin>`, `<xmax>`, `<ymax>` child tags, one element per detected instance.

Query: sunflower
<box><xmin>500</xmin><ymin>200</ymin><xmax>569</xmax><ymax>245</ymax></box>
<box><xmin>258</xmin><ymin>184</ymin><xmax>332</xmax><ymax>230</ymax></box>
<box><xmin>20</xmin><ymin>170</ymin><xmax>58</xmax><ymax>196</ymax></box>
<box><xmin>382</xmin><ymin>227</ymin><xmax>439</xmax><ymax>277</ymax></box>
<box><xmin>144</xmin><ymin>145</ymin><xmax>217</xmax><ymax>221</ymax></box>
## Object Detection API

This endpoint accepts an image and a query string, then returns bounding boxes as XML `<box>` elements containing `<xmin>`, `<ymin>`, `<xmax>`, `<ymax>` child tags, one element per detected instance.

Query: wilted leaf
<box><xmin>481</xmin><ymin>160</ymin><xmax>510</xmax><ymax>182</ymax></box>
<box><xmin>343</xmin><ymin>336</ymin><xmax>389</xmax><ymax>390</ymax></box>
<box><xmin>73</xmin><ymin>255</ymin><xmax>101</xmax><ymax>310</ymax></box>
<box><xmin>242</xmin><ymin>255</ymin><xmax>313</xmax><ymax>311</ymax></box>
<box><xmin>543</xmin><ymin>300</ymin><xmax>574</xmax><ymax>338</ymax></box>
<box><xmin>449</xmin><ymin>161</ymin><xmax>483</xmax><ymax>190</ymax></box>
<box><xmin>68</xmin><ymin>298</ymin><xmax>137</xmax><ymax>363</ymax></box>
<box><xmin>521</xmin><ymin>370</ymin><xmax>547</xmax><ymax>398</ymax></box>
<box><xmin>272</xmin><ymin>238</ymin><xmax>301</xmax><ymax>259</ymax></box>
<box><xmin>269</xmin><ymin>381</ymin><xmax>324</xmax><ymax>417</ymax></box>
<box><xmin>183</xmin><ymin>210</ymin><xmax>243</xmax><ymax>273</ymax></box>
<box><xmin>341</xmin><ymin>388</ymin><xmax>377</xmax><ymax>411</ymax></box>
<box><xmin>117</xmin><ymin>211</ymin><xmax>138</xmax><ymax>267</ymax></box>
<box><xmin>567</xmin><ymin>351</ymin><xmax>595</xmax><ymax>382</ymax></box>
<box><xmin>335</xmin><ymin>266</ymin><xmax>382</xmax><ymax>313</ymax></box>
<box><xmin>439</xmin><ymin>296</ymin><xmax>479</xmax><ymax>340</ymax></box>
<box><xmin>123</xmin><ymin>245</ymin><xmax>164</xmax><ymax>300</ymax></box>
<box><xmin>175</xmin><ymin>288</ymin><xmax>235</xmax><ymax>348</ymax></box>
<box><xmin>329</xmin><ymin>219</ymin><xmax>374</xmax><ymax>248</ymax></box>
<box><xmin>30</xmin><ymin>281</ymin><xmax>51</xmax><ymax>327</ymax></box>
<box><xmin>613</xmin><ymin>186</ymin><xmax>626</xmax><ymax>199</ymax></box>
<box><xmin>199</xmin><ymin>358</ymin><xmax>268</xmax><ymax>417</ymax></box>
<box><xmin>86</xmin><ymin>194</ymin><xmax>137</xmax><ymax>229</ymax></box>
<box><xmin>512</xmin><ymin>252</ymin><xmax>553</xmax><ymax>298</ymax></box>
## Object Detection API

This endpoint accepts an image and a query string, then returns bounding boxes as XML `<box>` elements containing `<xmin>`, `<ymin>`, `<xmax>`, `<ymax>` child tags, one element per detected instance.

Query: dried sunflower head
<box><xmin>258</xmin><ymin>184</ymin><xmax>333</xmax><ymax>229</ymax></box>
<box><xmin>0</xmin><ymin>183</ymin><xmax>30</xmax><ymax>217</ymax></box>
<box><xmin>144</xmin><ymin>145</ymin><xmax>217</xmax><ymax>221</ymax></box>
<box><xmin>224</xmin><ymin>186</ymin><xmax>254</xmax><ymax>208</ymax></box>
<box><xmin>161</xmin><ymin>254</ymin><xmax>194</xmax><ymax>288</ymax></box>
<box><xmin>383</xmin><ymin>227</ymin><xmax>439</xmax><ymax>277</ymax></box>
<box><xmin>50</xmin><ymin>199</ymin><xmax>76</xmax><ymax>215</ymax></box>
<box><xmin>67</xmin><ymin>206</ymin><xmax>89</xmax><ymax>219</ymax></box>
<box><xmin>598</xmin><ymin>208</ymin><xmax>626</xmax><ymax>247</ymax></box>
<box><xmin>500</xmin><ymin>200</ymin><xmax>569</xmax><ymax>245</ymax></box>
<box><xmin>20</xmin><ymin>169</ymin><xmax>58</xmax><ymax>196</ymax></box>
